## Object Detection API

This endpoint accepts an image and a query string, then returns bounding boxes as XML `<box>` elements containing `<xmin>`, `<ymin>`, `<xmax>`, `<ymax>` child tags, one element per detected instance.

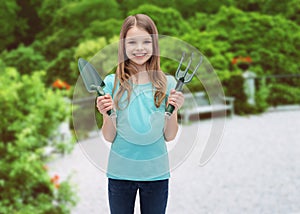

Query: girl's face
<box><xmin>125</xmin><ymin>26</ymin><xmax>153</xmax><ymax>68</ymax></box>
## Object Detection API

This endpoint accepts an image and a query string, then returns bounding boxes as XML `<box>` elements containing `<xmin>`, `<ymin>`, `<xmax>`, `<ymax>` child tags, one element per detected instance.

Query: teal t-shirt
<box><xmin>103</xmin><ymin>74</ymin><xmax>176</xmax><ymax>181</ymax></box>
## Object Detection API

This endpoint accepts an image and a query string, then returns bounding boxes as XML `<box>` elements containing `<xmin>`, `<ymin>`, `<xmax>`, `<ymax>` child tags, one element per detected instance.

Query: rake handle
<box><xmin>165</xmin><ymin>79</ymin><xmax>184</xmax><ymax>116</ymax></box>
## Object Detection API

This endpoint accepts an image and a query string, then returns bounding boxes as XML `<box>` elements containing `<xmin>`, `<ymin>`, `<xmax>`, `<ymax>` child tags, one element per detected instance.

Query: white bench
<box><xmin>178</xmin><ymin>92</ymin><xmax>235</xmax><ymax>123</ymax></box>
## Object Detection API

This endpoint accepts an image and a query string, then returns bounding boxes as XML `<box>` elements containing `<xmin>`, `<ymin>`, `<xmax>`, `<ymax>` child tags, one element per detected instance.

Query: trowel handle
<box><xmin>96</xmin><ymin>87</ymin><xmax>113</xmax><ymax>116</ymax></box>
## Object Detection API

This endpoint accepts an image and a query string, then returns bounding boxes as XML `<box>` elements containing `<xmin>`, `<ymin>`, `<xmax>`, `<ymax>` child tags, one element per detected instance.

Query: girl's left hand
<box><xmin>167</xmin><ymin>89</ymin><xmax>184</xmax><ymax>111</ymax></box>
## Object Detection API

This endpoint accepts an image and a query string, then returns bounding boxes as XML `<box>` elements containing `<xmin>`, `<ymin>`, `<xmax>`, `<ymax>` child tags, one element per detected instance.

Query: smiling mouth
<box><xmin>133</xmin><ymin>53</ymin><xmax>147</xmax><ymax>57</ymax></box>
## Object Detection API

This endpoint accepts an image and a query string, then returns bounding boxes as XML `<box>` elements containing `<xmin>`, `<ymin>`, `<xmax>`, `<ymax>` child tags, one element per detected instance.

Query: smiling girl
<box><xmin>96</xmin><ymin>14</ymin><xmax>184</xmax><ymax>214</ymax></box>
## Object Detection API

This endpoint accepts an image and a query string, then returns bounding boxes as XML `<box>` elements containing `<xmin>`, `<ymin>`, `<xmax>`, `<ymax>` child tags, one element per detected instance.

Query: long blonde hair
<box><xmin>112</xmin><ymin>14</ymin><xmax>167</xmax><ymax>109</ymax></box>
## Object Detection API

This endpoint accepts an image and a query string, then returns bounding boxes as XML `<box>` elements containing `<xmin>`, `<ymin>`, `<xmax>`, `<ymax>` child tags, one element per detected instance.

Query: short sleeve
<box><xmin>103</xmin><ymin>74</ymin><xmax>115</xmax><ymax>96</ymax></box>
<box><xmin>166</xmin><ymin>75</ymin><xmax>177</xmax><ymax>95</ymax></box>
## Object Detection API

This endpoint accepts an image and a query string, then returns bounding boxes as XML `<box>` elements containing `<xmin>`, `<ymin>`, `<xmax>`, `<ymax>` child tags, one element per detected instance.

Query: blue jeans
<box><xmin>108</xmin><ymin>178</ymin><xmax>169</xmax><ymax>214</ymax></box>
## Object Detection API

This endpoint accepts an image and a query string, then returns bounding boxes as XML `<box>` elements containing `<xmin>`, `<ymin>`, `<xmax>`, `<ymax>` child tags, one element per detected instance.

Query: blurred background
<box><xmin>1</xmin><ymin>0</ymin><xmax>300</xmax><ymax>213</ymax></box>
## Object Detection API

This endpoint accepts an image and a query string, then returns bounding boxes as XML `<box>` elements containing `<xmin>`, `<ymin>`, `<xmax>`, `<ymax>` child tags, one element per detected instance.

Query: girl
<box><xmin>96</xmin><ymin>14</ymin><xmax>184</xmax><ymax>214</ymax></box>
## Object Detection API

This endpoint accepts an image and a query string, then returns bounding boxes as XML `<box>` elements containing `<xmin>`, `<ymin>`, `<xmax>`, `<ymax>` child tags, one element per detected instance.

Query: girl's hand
<box><xmin>96</xmin><ymin>94</ymin><xmax>114</xmax><ymax>115</ymax></box>
<box><xmin>167</xmin><ymin>89</ymin><xmax>184</xmax><ymax>112</ymax></box>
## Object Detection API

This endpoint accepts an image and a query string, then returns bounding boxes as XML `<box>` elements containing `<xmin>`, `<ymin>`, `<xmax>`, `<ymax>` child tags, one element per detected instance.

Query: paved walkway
<box><xmin>48</xmin><ymin>109</ymin><xmax>300</xmax><ymax>214</ymax></box>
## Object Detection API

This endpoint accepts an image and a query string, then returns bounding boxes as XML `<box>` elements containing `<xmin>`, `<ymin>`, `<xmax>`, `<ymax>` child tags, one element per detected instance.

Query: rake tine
<box><xmin>175</xmin><ymin>52</ymin><xmax>186</xmax><ymax>78</ymax></box>
<box><xmin>184</xmin><ymin>52</ymin><xmax>194</xmax><ymax>74</ymax></box>
<box><xmin>183</xmin><ymin>55</ymin><xmax>203</xmax><ymax>83</ymax></box>
<box><xmin>194</xmin><ymin>55</ymin><xmax>203</xmax><ymax>73</ymax></box>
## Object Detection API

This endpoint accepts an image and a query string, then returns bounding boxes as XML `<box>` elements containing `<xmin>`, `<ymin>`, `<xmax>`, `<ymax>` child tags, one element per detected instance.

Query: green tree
<box><xmin>129</xmin><ymin>4</ymin><xmax>191</xmax><ymax>36</ymax></box>
<box><xmin>174</xmin><ymin>0</ymin><xmax>234</xmax><ymax>16</ymax></box>
<box><xmin>51</xmin><ymin>0</ymin><xmax>121</xmax><ymax>32</ymax></box>
<box><xmin>82</xmin><ymin>18</ymin><xmax>123</xmax><ymax>41</ymax></box>
<box><xmin>118</xmin><ymin>0</ymin><xmax>176</xmax><ymax>15</ymax></box>
<box><xmin>260</xmin><ymin>0</ymin><xmax>289</xmax><ymax>15</ymax></box>
<box><xmin>233</xmin><ymin>0</ymin><xmax>265</xmax><ymax>12</ymax></box>
<box><xmin>285</xmin><ymin>0</ymin><xmax>300</xmax><ymax>25</ymax></box>
<box><xmin>204</xmin><ymin>6</ymin><xmax>300</xmax><ymax>76</ymax></box>
<box><xmin>1</xmin><ymin>44</ymin><xmax>47</xmax><ymax>75</ymax></box>
<box><xmin>14</xmin><ymin>0</ymin><xmax>43</xmax><ymax>46</ymax></box>
<box><xmin>187</xmin><ymin>12</ymin><xmax>212</xmax><ymax>31</ymax></box>
<box><xmin>232</xmin><ymin>0</ymin><xmax>300</xmax><ymax>24</ymax></box>
<box><xmin>46</xmin><ymin>48</ymin><xmax>76</xmax><ymax>86</ymax></box>
<box><xmin>35</xmin><ymin>0</ymin><xmax>73</xmax><ymax>29</ymax></box>
<box><xmin>35</xmin><ymin>0</ymin><xmax>121</xmax><ymax>62</ymax></box>
<box><xmin>0</xmin><ymin>0</ymin><xmax>24</xmax><ymax>50</ymax></box>
<box><xmin>37</xmin><ymin>29</ymin><xmax>80</xmax><ymax>61</ymax></box>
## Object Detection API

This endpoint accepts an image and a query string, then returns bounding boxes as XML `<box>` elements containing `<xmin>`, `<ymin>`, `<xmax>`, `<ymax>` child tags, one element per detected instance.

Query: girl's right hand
<box><xmin>96</xmin><ymin>94</ymin><xmax>114</xmax><ymax>115</ymax></box>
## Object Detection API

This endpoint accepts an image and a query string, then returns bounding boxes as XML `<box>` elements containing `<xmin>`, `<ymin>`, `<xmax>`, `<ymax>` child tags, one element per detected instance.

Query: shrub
<box><xmin>267</xmin><ymin>83</ymin><xmax>300</xmax><ymax>106</ymax></box>
<box><xmin>0</xmin><ymin>44</ymin><xmax>47</xmax><ymax>75</ymax></box>
<box><xmin>0</xmin><ymin>67</ymin><xmax>77</xmax><ymax>213</ymax></box>
<box><xmin>254</xmin><ymin>78</ymin><xmax>270</xmax><ymax>113</ymax></box>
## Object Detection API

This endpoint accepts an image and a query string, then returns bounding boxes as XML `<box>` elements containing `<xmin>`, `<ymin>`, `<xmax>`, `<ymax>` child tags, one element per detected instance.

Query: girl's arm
<box><xmin>96</xmin><ymin>94</ymin><xmax>116</xmax><ymax>142</ymax></box>
<box><xmin>164</xmin><ymin>110</ymin><xmax>179</xmax><ymax>141</ymax></box>
<box><xmin>164</xmin><ymin>89</ymin><xmax>184</xmax><ymax>141</ymax></box>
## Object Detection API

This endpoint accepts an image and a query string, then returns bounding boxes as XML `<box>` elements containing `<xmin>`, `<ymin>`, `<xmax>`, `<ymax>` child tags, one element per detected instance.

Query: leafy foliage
<box><xmin>129</xmin><ymin>4</ymin><xmax>191</xmax><ymax>36</ymax></box>
<box><xmin>267</xmin><ymin>83</ymin><xmax>300</xmax><ymax>106</ymax></box>
<box><xmin>45</xmin><ymin>48</ymin><xmax>76</xmax><ymax>86</ymax></box>
<box><xmin>206</xmin><ymin>6</ymin><xmax>300</xmax><ymax>75</ymax></box>
<box><xmin>0</xmin><ymin>44</ymin><xmax>47</xmax><ymax>75</ymax></box>
<box><xmin>0</xmin><ymin>0</ymin><xmax>23</xmax><ymax>50</ymax></box>
<box><xmin>1</xmin><ymin>1</ymin><xmax>299</xmax><ymax>116</ymax></box>
<box><xmin>82</xmin><ymin>19</ymin><xmax>123</xmax><ymax>41</ymax></box>
<box><xmin>0</xmin><ymin>66</ymin><xmax>76</xmax><ymax>213</ymax></box>
<box><xmin>51</xmin><ymin>0</ymin><xmax>121</xmax><ymax>33</ymax></box>
<box><xmin>285</xmin><ymin>0</ymin><xmax>300</xmax><ymax>25</ymax></box>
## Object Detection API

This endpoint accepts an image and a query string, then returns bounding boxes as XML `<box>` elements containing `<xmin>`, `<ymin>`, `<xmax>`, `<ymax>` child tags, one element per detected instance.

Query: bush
<box><xmin>0</xmin><ymin>44</ymin><xmax>47</xmax><ymax>75</ymax></box>
<box><xmin>0</xmin><ymin>67</ymin><xmax>77</xmax><ymax>213</ymax></box>
<box><xmin>46</xmin><ymin>48</ymin><xmax>76</xmax><ymax>86</ymax></box>
<box><xmin>254</xmin><ymin>78</ymin><xmax>270</xmax><ymax>113</ymax></box>
<box><xmin>267</xmin><ymin>83</ymin><xmax>300</xmax><ymax>106</ymax></box>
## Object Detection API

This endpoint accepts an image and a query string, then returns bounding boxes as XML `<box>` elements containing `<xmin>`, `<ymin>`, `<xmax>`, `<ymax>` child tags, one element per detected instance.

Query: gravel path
<box><xmin>48</xmin><ymin>109</ymin><xmax>300</xmax><ymax>214</ymax></box>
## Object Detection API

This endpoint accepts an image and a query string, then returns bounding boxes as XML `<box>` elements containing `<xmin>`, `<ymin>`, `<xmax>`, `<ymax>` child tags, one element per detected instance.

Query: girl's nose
<box><xmin>136</xmin><ymin>42</ymin><xmax>144</xmax><ymax>50</ymax></box>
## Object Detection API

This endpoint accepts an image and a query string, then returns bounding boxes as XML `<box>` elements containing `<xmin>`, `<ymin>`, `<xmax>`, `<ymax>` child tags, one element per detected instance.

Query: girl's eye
<box><xmin>127</xmin><ymin>41</ymin><xmax>136</xmax><ymax>44</ymax></box>
<box><xmin>144</xmin><ymin>40</ymin><xmax>152</xmax><ymax>44</ymax></box>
